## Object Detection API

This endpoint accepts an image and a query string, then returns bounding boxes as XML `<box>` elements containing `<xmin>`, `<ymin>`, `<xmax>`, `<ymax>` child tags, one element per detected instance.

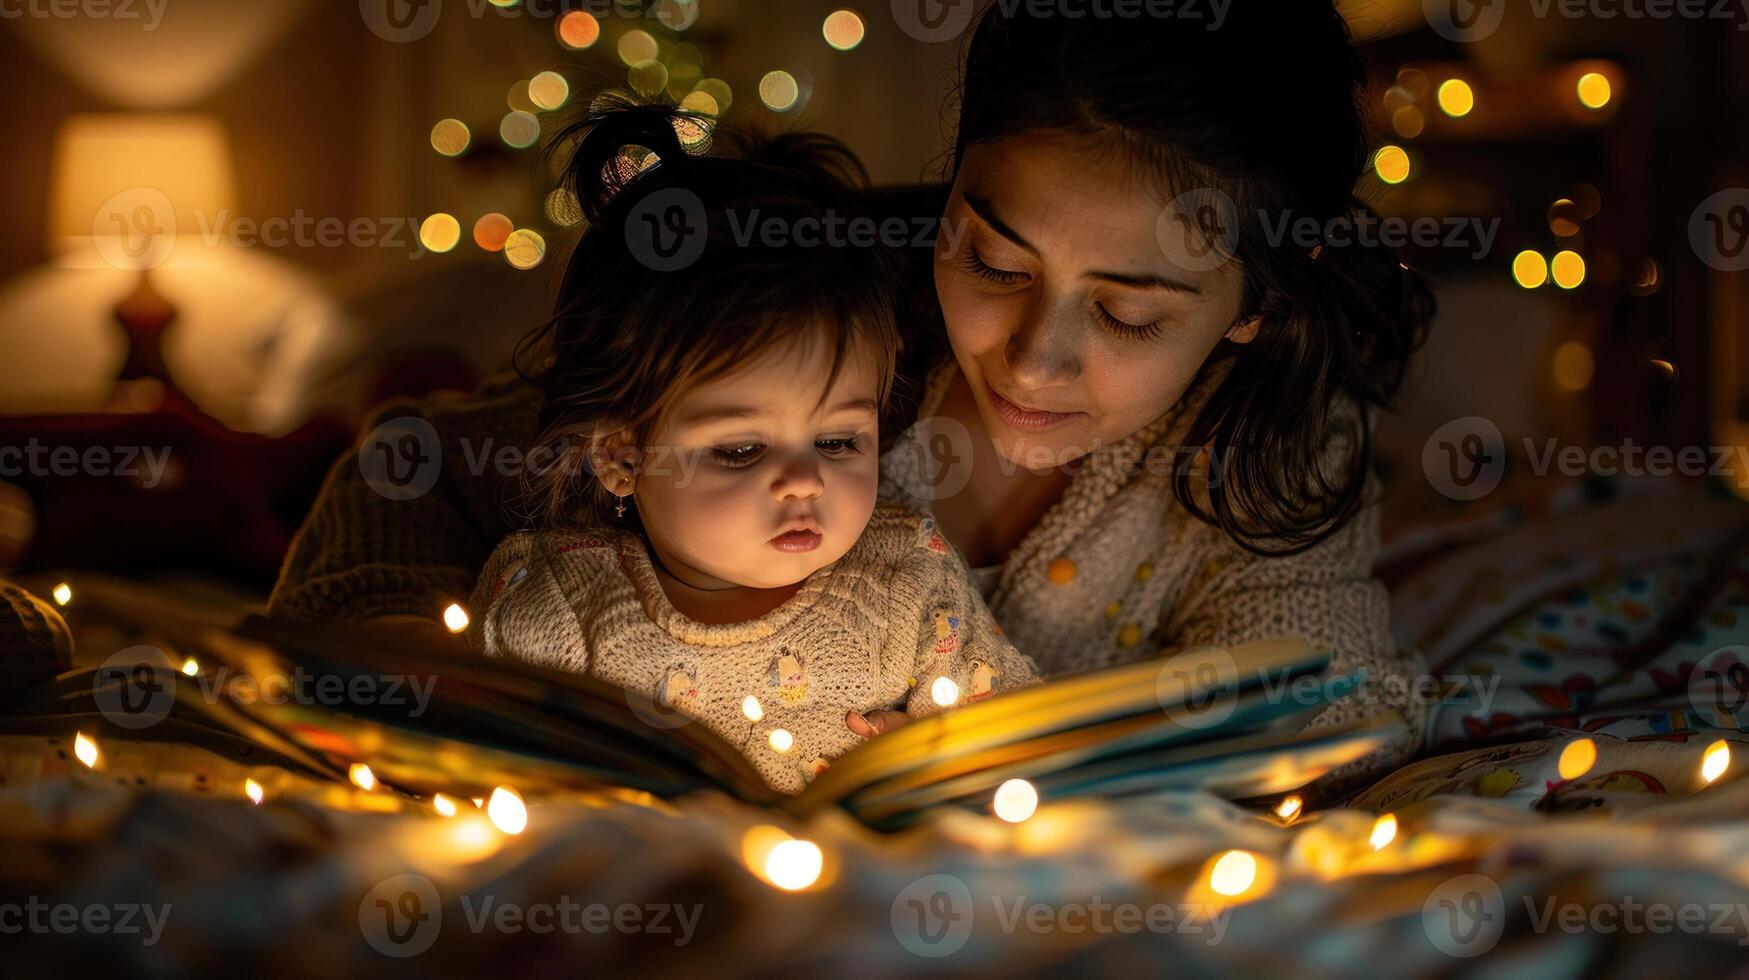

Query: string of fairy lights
<box><xmin>44</xmin><ymin>581</ymin><xmax>1743</xmax><ymax>899</ymax></box>
<box><xmin>410</xmin><ymin>3</ymin><xmax>870</xmax><ymax>276</ymax></box>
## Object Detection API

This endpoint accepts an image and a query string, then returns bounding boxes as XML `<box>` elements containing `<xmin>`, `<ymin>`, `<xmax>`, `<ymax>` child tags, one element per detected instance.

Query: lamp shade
<box><xmin>48</xmin><ymin>113</ymin><xmax>236</xmax><ymax>270</ymax></box>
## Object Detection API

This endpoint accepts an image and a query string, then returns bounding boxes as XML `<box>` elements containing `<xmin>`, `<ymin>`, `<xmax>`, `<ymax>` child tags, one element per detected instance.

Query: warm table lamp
<box><xmin>47</xmin><ymin>113</ymin><xmax>235</xmax><ymax>411</ymax></box>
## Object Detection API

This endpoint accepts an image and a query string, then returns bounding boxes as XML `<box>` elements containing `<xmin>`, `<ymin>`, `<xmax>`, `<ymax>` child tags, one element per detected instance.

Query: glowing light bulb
<box><xmin>764</xmin><ymin>839</ymin><xmax>823</xmax><ymax>890</ymax></box>
<box><xmin>1703</xmin><ymin>740</ymin><xmax>1731</xmax><ymax>784</ymax></box>
<box><xmin>52</xmin><ymin>583</ymin><xmax>72</xmax><ymax>606</ymax></box>
<box><xmin>1374</xmin><ymin>145</ymin><xmax>1411</xmax><ymax>185</ymax></box>
<box><xmin>768</xmin><ymin>729</ymin><xmax>794</xmax><ymax>753</ymax></box>
<box><xmin>433</xmin><ymin>793</ymin><xmax>459</xmax><ymax>817</ymax></box>
<box><xmin>349</xmin><ymin>763</ymin><xmax>377</xmax><ymax>791</ymax></box>
<box><xmin>931</xmin><ymin>676</ymin><xmax>961</xmax><ymax>707</ymax></box>
<box><xmin>992</xmin><ymin>778</ymin><xmax>1039</xmax><ymax>823</ymax></box>
<box><xmin>1551</xmin><ymin>250</ymin><xmax>1586</xmax><ymax>289</ymax></box>
<box><xmin>1370</xmin><ymin>813</ymin><xmax>1398</xmax><ymax>850</ymax></box>
<box><xmin>73</xmin><ymin>731</ymin><xmax>100</xmax><ymax>769</ymax></box>
<box><xmin>1275</xmin><ymin>795</ymin><xmax>1303</xmax><ymax>822</ymax></box>
<box><xmin>1558</xmin><ymin>737</ymin><xmax>1598</xmax><ymax>780</ymax></box>
<box><xmin>1576</xmin><ymin>72</ymin><xmax>1611</xmax><ymax>110</ymax></box>
<box><xmin>442</xmin><ymin>603</ymin><xmax>469</xmax><ymax>633</ymax></box>
<box><xmin>487</xmin><ymin>786</ymin><xmax>528</xmax><ymax>834</ymax></box>
<box><xmin>1209</xmin><ymin>849</ymin><xmax>1258</xmax><ymax>897</ymax></box>
<box><xmin>244</xmin><ymin>778</ymin><xmax>264</xmax><ymax>804</ymax></box>
<box><xmin>1437</xmin><ymin>78</ymin><xmax>1475</xmax><ymax>118</ymax></box>
<box><xmin>742</xmin><ymin>695</ymin><xmax>764</xmax><ymax>722</ymax></box>
<box><xmin>1513</xmin><ymin>250</ymin><xmax>1549</xmax><ymax>289</ymax></box>
<box><xmin>181</xmin><ymin>658</ymin><xmax>199</xmax><ymax>677</ymax></box>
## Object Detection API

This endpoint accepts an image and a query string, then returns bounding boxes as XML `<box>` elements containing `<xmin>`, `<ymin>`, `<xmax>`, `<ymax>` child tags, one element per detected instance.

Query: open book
<box><xmin>65</xmin><ymin>616</ymin><xmax>1388</xmax><ymax>827</ymax></box>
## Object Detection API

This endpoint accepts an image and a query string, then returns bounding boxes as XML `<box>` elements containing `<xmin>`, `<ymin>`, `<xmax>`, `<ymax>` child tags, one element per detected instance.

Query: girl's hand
<box><xmin>846</xmin><ymin>709</ymin><xmax>911</xmax><ymax>739</ymax></box>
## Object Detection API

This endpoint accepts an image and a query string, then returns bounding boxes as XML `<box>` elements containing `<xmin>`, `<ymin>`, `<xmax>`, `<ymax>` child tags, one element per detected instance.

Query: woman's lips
<box><xmin>770</xmin><ymin>529</ymin><xmax>823</xmax><ymax>553</ymax></box>
<box><xmin>987</xmin><ymin>383</ymin><xmax>1085</xmax><ymax>433</ymax></box>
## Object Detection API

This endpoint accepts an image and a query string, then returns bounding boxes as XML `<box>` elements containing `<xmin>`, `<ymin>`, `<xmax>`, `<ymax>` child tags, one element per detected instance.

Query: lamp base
<box><xmin>108</xmin><ymin>269</ymin><xmax>187</xmax><ymax>414</ymax></box>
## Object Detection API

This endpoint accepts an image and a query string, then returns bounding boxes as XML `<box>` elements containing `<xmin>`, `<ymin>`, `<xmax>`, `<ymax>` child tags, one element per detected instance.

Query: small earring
<box><xmin>615</xmin><ymin>495</ymin><xmax>627</xmax><ymax>519</ymax></box>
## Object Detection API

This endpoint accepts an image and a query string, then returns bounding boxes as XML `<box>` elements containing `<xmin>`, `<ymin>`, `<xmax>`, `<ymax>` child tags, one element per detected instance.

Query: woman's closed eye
<box><xmin>1092</xmin><ymin>302</ymin><xmax>1165</xmax><ymax>341</ymax></box>
<box><xmin>959</xmin><ymin>243</ymin><xmax>1031</xmax><ymax>286</ymax></box>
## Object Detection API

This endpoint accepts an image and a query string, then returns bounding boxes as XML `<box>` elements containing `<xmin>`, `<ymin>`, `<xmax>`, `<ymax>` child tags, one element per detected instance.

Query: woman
<box><xmin>271</xmin><ymin>1</ymin><xmax>1434</xmax><ymax>784</ymax></box>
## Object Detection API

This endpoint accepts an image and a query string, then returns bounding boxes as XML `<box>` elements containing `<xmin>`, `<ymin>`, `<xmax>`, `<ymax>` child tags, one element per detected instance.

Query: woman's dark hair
<box><xmin>514</xmin><ymin>95</ymin><xmax>904</xmax><ymax>530</ymax></box>
<box><xmin>945</xmin><ymin>1</ymin><xmax>1435</xmax><ymax>555</ymax></box>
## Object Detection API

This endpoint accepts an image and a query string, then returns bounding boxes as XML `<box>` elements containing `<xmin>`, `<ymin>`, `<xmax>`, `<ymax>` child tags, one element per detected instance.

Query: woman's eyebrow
<box><xmin>963</xmin><ymin>192</ymin><xmax>1036</xmax><ymax>253</ymax></box>
<box><xmin>1088</xmin><ymin>269</ymin><xmax>1203</xmax><ymax>295</ymax></box>
<box><xmin>967</xmin><ymin>190</ymin><xmax>1200</xmax><ymax>295</ymax></box>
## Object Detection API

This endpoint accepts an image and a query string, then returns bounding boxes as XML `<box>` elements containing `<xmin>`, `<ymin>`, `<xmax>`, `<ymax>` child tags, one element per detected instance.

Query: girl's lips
<box><xmin>988</xmin><ymin>384</ymin><xmax>1084</xmax><ymax>433</ymax></box>
<box><xmin>770</xmin><ymin>529</ymin><xmax>823</xmax><ymax>553</ymax></box>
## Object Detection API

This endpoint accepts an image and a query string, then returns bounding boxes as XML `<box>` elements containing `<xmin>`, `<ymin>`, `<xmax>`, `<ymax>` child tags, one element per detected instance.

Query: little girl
<box><xmin>467</xmin><ymin>101</ymin><xmax>1038</xmax><ymax>794</ymax></box>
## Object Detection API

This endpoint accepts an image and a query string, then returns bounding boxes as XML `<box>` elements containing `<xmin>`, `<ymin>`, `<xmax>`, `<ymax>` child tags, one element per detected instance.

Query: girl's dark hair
<box><xmin>947</xmin><ymin>1</ymin><xmax>1435</xmax><ymax>555</ymax></box>
<box><xmin>514</xmin><ymin>96</ymin><xmax>904</xmax><ymax>530</ymax></box>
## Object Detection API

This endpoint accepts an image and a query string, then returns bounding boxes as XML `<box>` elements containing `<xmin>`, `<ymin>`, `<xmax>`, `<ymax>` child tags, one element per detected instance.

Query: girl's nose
<box><xmin>770</xmin><ymin>453</ymin><xmax>825</xmax><ymax>501</ymax></box>
<box><xmin>1004</xmin><ymin>303</ymin><xmax>1081</xmax><ymax>390</ymax></box>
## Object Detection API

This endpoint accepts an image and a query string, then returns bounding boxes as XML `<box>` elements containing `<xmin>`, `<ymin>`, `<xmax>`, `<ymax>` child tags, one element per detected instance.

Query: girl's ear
<box><xmin>1224</xmin><ymin>315</ymin><xmax>1262</xmax><ymax>345</ymax></box>
<box><xmin>587</xmin><ymin>429</ymin><xmax>639</xmax><ymax>494</ymax></box>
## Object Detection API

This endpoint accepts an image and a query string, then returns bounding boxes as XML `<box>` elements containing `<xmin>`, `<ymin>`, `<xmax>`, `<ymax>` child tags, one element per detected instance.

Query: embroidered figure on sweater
<box><xmin>966</xmin><ymin>658</ymin><xmax>999</xmax><ymax>702</ymax></box>
<box><xmin>659</xmin><ymin>665</ymin><xmax>700</xmax><ymax>715</ymax></box>
<box><xmin>932</xmin><ymin>608</ymin><xmax>962</xmax><ymax>657</ymax></box>
<box><xmin>769</xmin><ymin>649</ymin><xmax>809</xmax><ymax>705</ymax></box>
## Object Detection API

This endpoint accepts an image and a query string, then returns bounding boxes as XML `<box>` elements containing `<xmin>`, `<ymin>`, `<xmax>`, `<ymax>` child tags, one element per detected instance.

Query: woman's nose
<box><xmin>770</xmin><ymin>453</ymin><xmax>825</xmax><ymax>501</ymax></box>
<box><xmin>1003</xmin><ymin>304</ymin><xmax>1081</xmax><ymax>390</ymax></box>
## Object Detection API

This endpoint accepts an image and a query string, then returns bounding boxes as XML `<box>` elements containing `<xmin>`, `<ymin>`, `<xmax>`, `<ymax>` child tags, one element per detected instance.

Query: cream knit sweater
<box><xmin>466</xmin><ymin>501</ymin><xmax>1041</xmax><ymax>794</ymax></box>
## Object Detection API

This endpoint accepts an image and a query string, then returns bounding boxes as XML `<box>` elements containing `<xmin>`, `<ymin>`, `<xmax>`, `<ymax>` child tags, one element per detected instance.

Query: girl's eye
<box><xmin>815</xmin><ymin>437</ymin><xmax>863</xmax><ymax>457</ymax></box>
<box><xmin>1093</xmin><ymin>303</ymin><xmax>1164</xmax><ymax>341</ymax></box>
<box><xmin>960</xmin><ymin>244</ymin><xmax>1031</xmax><ymax>286</ymax></box>
<box><xmin>711</xmin><ymin>444</ymin><xmax>765</xmax><ymax>467</ymax></box>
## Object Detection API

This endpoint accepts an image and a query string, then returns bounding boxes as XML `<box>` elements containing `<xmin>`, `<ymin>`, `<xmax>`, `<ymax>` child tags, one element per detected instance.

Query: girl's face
<box><xmin>933</xmin><ymin>130</ymin><xmax>1260</xmax><ymax>472</ymax></box>
<box><xmin>628</xmin><ymin>334</ymin><xmax>882</xmax><ymax>592</ymax></box>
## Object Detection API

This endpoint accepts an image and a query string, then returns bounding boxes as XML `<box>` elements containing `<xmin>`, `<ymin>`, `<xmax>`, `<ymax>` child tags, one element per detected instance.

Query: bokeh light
<box><xmin>629</xmin><ymin>60</ymin><xmax>670</xmax><ymax>99</ymax></box>
<box><xmin>1548</xmin><ymin>198</ymin><xmax>1582</xmax><ymax>237</ymax></box>
<box><xmin>430</xmin><ymin>118</ymin><xmax>470</xmax><ymax>157</ymax></box>
<box><xmin>694</xmin><ymin>78</ymin><xmax>733</xmax><ymax>113</ymax></box>
<box><xmin>500</xmin><ymin>111</ymin><xmax>541</xmax><ymax>150</ymax></box>
<box><xmin>419</xmin><ymin>214</ymin><xmax>462</xmax><ymax>254</ymax></box>
<box><xmin>529</xmin><ymin>71</ymin><xmax>570</xmax><ymax>111</ymax></box>
<box><xmin>1209</xmin><ymin>850</ymin><xmax>1258</xmax><ymax>896</ymax></box>
<box><xmin>992</xmin><ymin>778</ymin><xmax>1039</xmax><ymax>823</ymax></box>
<box><xmin>557</xmin><ymin>11</ymin><xmax>601</xmax><ymax>50</ymax></box>
<box><xmin>503</xmin><ymin>228</ymin><xmax>547</xmax><ymax>270</ymax></box>
<box><xmin>1557</xmin><ymin>737</ymin><xmax>1597</xmax><ymax>780</ymax></box>
<box><xmin>442</xmin><ymin>602</ymin><xmax>469</xmax><ymax>632</ymax></box>
<box><xmin>1373</xmin><ymin>145</ymin><xmax>1411</xmax><ymax>184</ymax></box>
<box><xmin>1513</xmin><ymin>250</ymin><xmax>1549</xmax><ymax>289</ymax></box>
<box><xmin>1577</xmin><ymin>72</ymin><xmax>1612</xmax><ymax>110</ymax></box>
<box><xmin>1437</xmin><ymin>78</ymin><xmax>1475</xmax><ymax>118</ymax></box>
<box><xmin>1391</xmin><ymin>106</ymin><xmax>1425</xmax><ymax>139</ymax></box>
<box><xmin>759</xmin><ymin>70</ymin><xmax>800</xmax><ymax>112</ymax></box>
<box><xmin>1551</xmin><ymin>250</ymin><xmax>1586</xmax><ymax>289</ymax></box>
<box><xmin>618</xmin><ymin>29</ymin><xmax>658</xmax><ymax>66</ymax></box>
<box><xmin>764</xmin><ymin>839</ymin><xmax>823</xmax><ymax>891</ymax></box>
<box><xmin>487</xmin><ymin>786</ymin><xmax>528</xmax><ymax>834</ymax></box>
<box><xmin>823</xmin><ymin>10</ymin><xmax>866</xmax><ymax>50</ymax></box>
<box><xmin>473</xmin><ymin>212</ymin><xmax>513</xmax><ymax>252</ymax></box>
<box><xmin>507</xmin><ymin>80</ymin><xmax>537</xmax><ymax>114</ymax></box>
<box><xmin>1553</xmin><ymin>341</ymin><xmax>1595</xmax><ymax>392</ymax></box>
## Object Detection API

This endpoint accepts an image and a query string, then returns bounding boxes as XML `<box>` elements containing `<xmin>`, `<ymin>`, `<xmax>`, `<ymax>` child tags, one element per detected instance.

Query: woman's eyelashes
<box><xmin>708</xmin><ymin>436</ymin><xmax>866</xmax><ymax>469</ymax></box>
<box><xmin>959</xmin><ymin>243</ymin><xmax>1031</xmax><ymax>286</ymax></box>
<box><xmin>1092</xmin><ymin>302</ymin><xmax>1165</xmax><ymax>341</ymax></box>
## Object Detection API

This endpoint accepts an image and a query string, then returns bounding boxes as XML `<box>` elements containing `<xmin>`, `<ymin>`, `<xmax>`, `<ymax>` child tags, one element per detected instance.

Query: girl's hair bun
<box><xmin>547</xmin><ymin>92</ymin><xmax>710</xmax><ymax>225</ymax></box>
